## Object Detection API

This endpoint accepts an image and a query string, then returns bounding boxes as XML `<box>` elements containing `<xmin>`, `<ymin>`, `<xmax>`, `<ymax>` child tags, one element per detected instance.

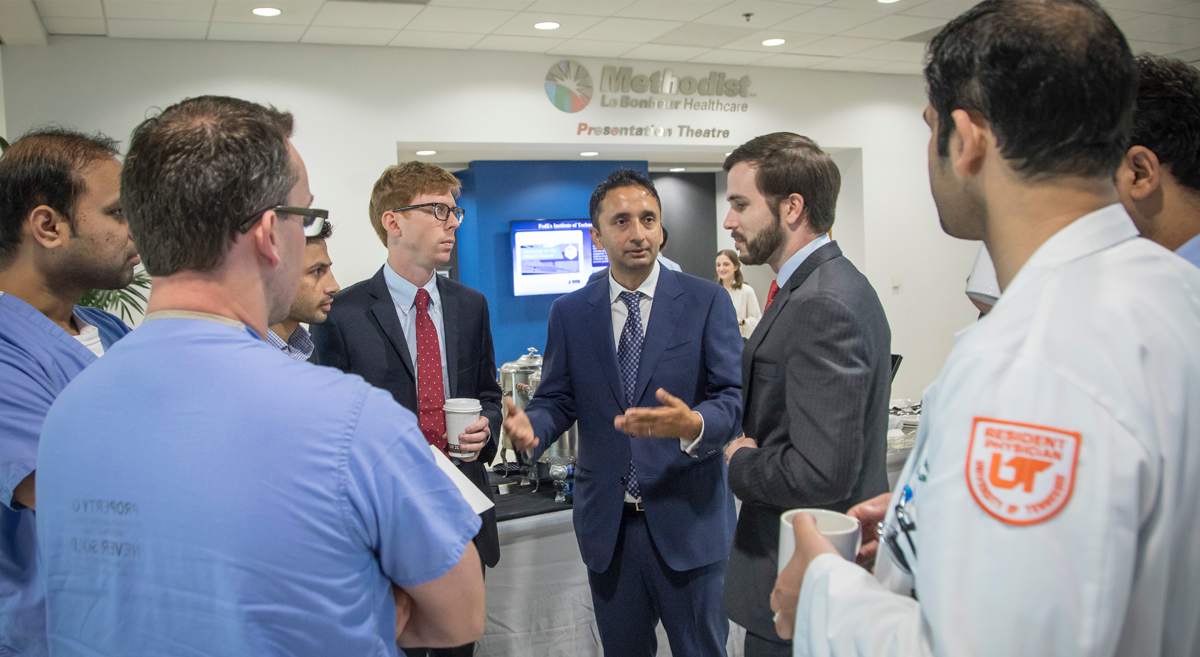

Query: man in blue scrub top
<box><xmin>1117</xmin><ymin>54</ymin><xmax>1200</xmax><ymax>268</ymax></box>
<box><xmin>0</xmin><ymin>129</ymin><xmax>137</xmax><ymax>656</ymax></box>
<box><xmin>35</xmin><ymin>96</ymin><xmax>485</xmax><ymax>656</ymax></box>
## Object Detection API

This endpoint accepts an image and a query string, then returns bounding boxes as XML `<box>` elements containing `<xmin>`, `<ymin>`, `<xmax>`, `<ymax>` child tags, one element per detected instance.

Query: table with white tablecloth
<box><xmin>477</xmin><ymin>509</ymin><xmax>746</xmax><ymax>657</ymax></box>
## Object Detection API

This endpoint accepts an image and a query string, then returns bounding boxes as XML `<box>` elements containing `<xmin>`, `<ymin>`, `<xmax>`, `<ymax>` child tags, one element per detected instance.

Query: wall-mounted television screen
<box><xmin>511</xmin><ymin>219</ymin><xmax>609</xmax><ymax>297</ymax></box>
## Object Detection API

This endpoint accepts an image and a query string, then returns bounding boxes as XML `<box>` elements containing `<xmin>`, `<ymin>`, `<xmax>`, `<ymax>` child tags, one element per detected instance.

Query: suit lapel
<box><xmin>437</xmin><ymin>276</ymin><xmax>460</xmax><ymax>396</ymax></box>
<box><xmin>367</xmin><ymin>267</ymin><xmax>416</xmax><ymax>381</ymax></box>
<box><xmin>632</xmin><ymin>268</ymin><xmax>682</xmax><ymax>407</ymax></box>
<box><xmin>587</xmin><ymin>280</ymin><xmax>626</xmax><ymax>410</ymax></box>
<box><xmin>743</xmin><ymin>242</ymin><xmax>844</xmax><ymax>398</ymax></box>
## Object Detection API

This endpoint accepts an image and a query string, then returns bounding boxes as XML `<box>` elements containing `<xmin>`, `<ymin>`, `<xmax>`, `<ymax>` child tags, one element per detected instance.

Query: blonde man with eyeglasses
<box><xmin>312</xmin><ymin>161</ymin><xmax>502</xmax><ymax>657</ymax></box>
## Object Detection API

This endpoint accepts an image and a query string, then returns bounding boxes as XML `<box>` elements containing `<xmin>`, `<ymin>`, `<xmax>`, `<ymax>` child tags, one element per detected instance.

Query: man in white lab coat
<box><xmin>771</xmin><ymin>2</ymin><xmax>1200</xmax><ymax>656</ymax></box>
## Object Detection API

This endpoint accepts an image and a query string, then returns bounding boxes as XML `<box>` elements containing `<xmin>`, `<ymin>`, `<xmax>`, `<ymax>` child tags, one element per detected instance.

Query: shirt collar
<box><xmin>776</xmin><ymin>233</ymin><xmax>831</xmax><ymax>287</ymax></box>
<box><xmin>1175</xmin><ymin>231</ymin><xmax>1200</xmax><ymax>270</ymax></box>
<box><xmin>609</xmin><ymin>260</ymin><xmax>661</xmax><ymax>305</ymax></box>
<box><xmin>266</xmin><ymin>324</ymin><xmax>314</xmax><ymax>360</ymax></box>
<box><xmin>383</xmin><ymin>264</ymin><xmax>441</xmax><ymax>316</ymax></box>
<box><xmin>1001</xmin><ymin>203</ymin><xmax>1139</xmax><ymax>301</ymax></box>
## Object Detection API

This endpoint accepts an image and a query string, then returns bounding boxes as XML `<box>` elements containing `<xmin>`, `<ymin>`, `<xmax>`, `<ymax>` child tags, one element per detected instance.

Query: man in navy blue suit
<box><xmin>504</xmin><ymin>169</ymin><xmax>742</xmax><ymax>657</ymax></box>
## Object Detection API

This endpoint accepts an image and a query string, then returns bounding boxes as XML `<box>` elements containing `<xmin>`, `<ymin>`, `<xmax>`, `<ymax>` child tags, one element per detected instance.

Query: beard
<box><xmin>737</xmin><ymin>211</ymin><xmax>786</xmax><ymax>266</ymax></box>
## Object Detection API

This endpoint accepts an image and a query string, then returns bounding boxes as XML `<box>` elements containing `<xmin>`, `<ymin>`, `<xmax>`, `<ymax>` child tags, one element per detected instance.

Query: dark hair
<box><xmin>717</xmin><ymin>248</ymin><xmax>744</xmax><ymax>290</ymax></box>
<box><xmin>925</xmin><ymin>0</ymin><xmax>1136</xmax><ymax>180</ymax></box>
<box><xmin>588</xmin><ymin>169</ymin><xmax>661</xmax><ymax>227</ymax></box>
<box><xmin>121</xmin><ymin>96</ymin><xmax>296</xmax><ymax>276</ymax></box>
<box><xmin>1131</xmin><ymin>54</ymin><xmax>1200</xmax><ymax>192</ymax></box>
<box><xmin>307</xmin><ymin>219</ymin><xmax>333</xmax><ymax>245</ymax></box>
<box><xmin>661</xmin><ymin>226</ymin><xmax>669</xmax><ymax>248</ymax></box>
<box><xmin>0</xmin><ymin>128</ymin><xmax>119</xmax><ymax>265</ymax></box>
<box><xmin>724</xmin><ymin>132</ymin><xmax>841</xmax><ymax>234</ymax></box>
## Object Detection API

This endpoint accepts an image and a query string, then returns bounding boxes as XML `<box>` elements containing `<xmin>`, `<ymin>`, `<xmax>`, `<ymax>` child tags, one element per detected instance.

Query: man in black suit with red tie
<box><xmin>312</xmin><ymin>161</ymin><xmax>502</xmax><ymax>657</ymax></box>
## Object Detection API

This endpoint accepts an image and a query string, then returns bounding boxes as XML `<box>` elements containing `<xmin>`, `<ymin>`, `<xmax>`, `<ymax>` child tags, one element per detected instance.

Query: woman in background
<box><xmin>715</xmin><ymin>249</ymin><xmax>761</xmax><ymax>340</ymax></box>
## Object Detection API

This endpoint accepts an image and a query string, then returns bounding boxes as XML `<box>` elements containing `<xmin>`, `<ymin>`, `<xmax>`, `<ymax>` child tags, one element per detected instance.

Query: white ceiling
<box><xmin>2</xmin><ymin>0</ymin><xmax>1199</xmax><ymax>76</ymax></box>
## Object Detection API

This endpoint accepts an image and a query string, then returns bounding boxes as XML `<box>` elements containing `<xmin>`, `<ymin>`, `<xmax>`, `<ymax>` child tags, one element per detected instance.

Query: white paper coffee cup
<box><xmin>778</xmin><ymin>508</ymin><xmax>862</xmax><ymax>575</ymax></box>
<box><xmin>443</xmin><ymin>398</ymin><xmax>482</xmax><ymax>458</ymax></box>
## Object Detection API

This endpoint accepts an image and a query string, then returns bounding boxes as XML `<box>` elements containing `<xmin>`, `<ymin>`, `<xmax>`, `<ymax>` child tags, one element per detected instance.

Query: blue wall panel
<box><xmin>455</xmin><ymin>159</ymin><xmax>649</xmax><ymax>367</ymax></box>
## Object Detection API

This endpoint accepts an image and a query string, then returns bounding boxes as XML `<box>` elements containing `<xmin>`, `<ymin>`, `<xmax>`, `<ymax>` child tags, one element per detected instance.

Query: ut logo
<box><xmin>988</xmin><ymin>454</ymin><xmax>1052</xmax><ymax>493</ymax></box>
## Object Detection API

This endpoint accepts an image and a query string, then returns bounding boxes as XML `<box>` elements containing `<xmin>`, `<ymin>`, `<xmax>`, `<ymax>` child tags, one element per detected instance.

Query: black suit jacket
<box><xmin>724</xmin><ymin>242</ymin><xmax>891</xmax><ymax>641</ymax></box>
<box><xmin>311</xmin><ymin>267</ymin><xmax>503</xmax><ymax>567</ymax></box>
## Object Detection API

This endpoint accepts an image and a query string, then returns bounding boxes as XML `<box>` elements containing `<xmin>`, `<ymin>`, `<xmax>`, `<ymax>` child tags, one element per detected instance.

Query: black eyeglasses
<box><xmin>393</xmin><ymin>202</ymin><xmax>465</xmax><ymax>224</ymax></box>
<box><xmin>239</xmin><ymin>206</ymin><xmax>329</xmax><ymax>237</ymax></box>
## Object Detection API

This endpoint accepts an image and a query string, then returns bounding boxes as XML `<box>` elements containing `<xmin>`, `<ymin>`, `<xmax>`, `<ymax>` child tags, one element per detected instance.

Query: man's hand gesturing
<box><xmin>502</xmin><ymin>397</ymin><xmax>539</xmax><ymax>452</ymax></box>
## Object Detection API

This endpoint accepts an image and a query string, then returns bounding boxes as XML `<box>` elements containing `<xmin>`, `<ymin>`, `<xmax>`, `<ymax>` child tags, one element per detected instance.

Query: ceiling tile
<box><xmin>547</xmin><ymin>38</ymin><xmax>639</xmax><ymax>56</ymax></box>
<box><xmin>820</xmin><ymin>0</ymin><xmax>909</xmax><ymax>15</ymax></box>
<box><xmin>575</xmin><ymin>16</ymin><xmax>681</xmax><ymax>41</ymax></box>
<box><xmin>619</xmin><ymin>43</ymin><xmax>709</xmax><ymax>61</ymax></box>
<box><xmin>1103</xmin><ymin>9</ymin><xmax>1147</xmax><ymax>24</ymax></box>
<box><xmin>721</xmin><ymin>29</ymin><xmax>824</xmax><ymax>51</ymax></box>
<box><xmin>1100</xmin><ymin>0</ymin><xmax>1194</xmax><ymax>12</ymax></box>
<box><xmin>212</xmin><ymin>1</ymin><xmax>322</xmax><ymax>26</ymax></box>
<box><xmin>616</xmin><ymin>1</ymin><xmax>727</xmax><ymax>21</ymax></box>
<box><xmin>207</xmin><ymin>21</ymin><xmax>305</xmax><ymax>41</ymax></box>
<box><xmin>1167</xmin><ymin>45</ymin><xmax>1200</xmax><ymax>61</ymax></box>
<box><xmin>427</xmin><ymin>0</ymin><xmax>534</xmax><ymax>9</ymax></box>
<box><xmin>870</xmin><ymin>60</ymin><xmax>924</xmax><ymax>75</ymax></box>
<box><xmin>1120</xmin><ymin>13</ymin><xmax>1194</xmax><ymax>38</ymax></box>
<box><xmin>650</xmin><ymin>22</ymin><xmax>756</xmax><ymax>48</ymax></box>
<box><xmin>693</xmin><ymin>0</ymin><xmax>812</xmax><ymax>28</ymax></box>
<box><xmin>810</xmin><ymin>56</ymin><xmax>885</xmax><ymax>72</ymax></box>
<box><xmin>41</xmin><ymin>16</ymin><xmax>106</xmax><ymax>34</ymax></box>
<box><xmin>1127</xmin><ymin>40</ymin><xmax>1192</xmax><ymax>55</ymax></box>
<box><xmin>107</xmin><ymin>17</ymin><xmax>208</xmax><ymax>39</ymax></box>
<box><xmin>841</xmin><ymin>14</ymin><xmax>945</xmax><ymax>39</ymax></box>
<box><xmin>854</xmin><ymin>40</ymin><xmax>926</xmax><ymax>62</ymax></box>
<box><xmin>404</xmin><ymin>6</ymin><xmax>519</xmax><ymax>33</ymax></box>
<box><xmin>687</xmin><ymin>48</ymin><xmax>772</xmax><ymax>65</ymax></box>
<box><xmin>525</xmin><ymin>1</ymin><xmax>637</xmax><ymax>17</ymax></box>
<box><xmin>103</xmin><ymin>1</ymin><xmax>213</xmax><ymax>21</ymax></box>
<box><xmin>787</xmin><ymin>35</ymin><xmax>886</xmax><ymax>56</ymax></box>
<box><xmin>301</xmin><ymin>25</ymin><xmax>398</xmax><ymax>45</ymax></box>
<box><xmin>491</xmin><ymin>12</ymin><xmax>603</xmax><ymax>38</ymax></box>
<box><xmin>0</xmin><ymin>1</ymin><xmax>48</xmax><ymax>44</ymax></box>
<box><xmin>1139</xmin><ymin>23</ymin><xmax>1200</xmax><ymax>46</ymax></box>
<box><xmin>388</xmin><ymin>29</ymin><xmax>483</xmax><ymax>50</ymax></box>
<box><xmin>773</xmin><ymin>7</ymin><xmax>878</xmax><ymax>34</ymax></box>
<box><xmin>898</xmin><ymin>1</ymin><xmax>979</xmax><ymax>20</ymax></box>
<box><xmin>755</xmin><ymin>52</ymin><xmax>833</xmax><ymax>68</ymax></box>
<box><xmin>472</xmin><ymin>34</ymin><xmax>564</xmax><ymax>52</ymax></box>
<box><xmin>36</xmin><ymin>0</ymin><xmax>102</xmax><ymax>18</ymax></box>
<box><xmin>310</xmin><ymin>2</ymin><xmax>420</xmax><ymax>30</ymax></box>
<box><xmin>1161</xmin><ymin>3</ymin><xmax>1200</xmax><ymax>19</ymax></box>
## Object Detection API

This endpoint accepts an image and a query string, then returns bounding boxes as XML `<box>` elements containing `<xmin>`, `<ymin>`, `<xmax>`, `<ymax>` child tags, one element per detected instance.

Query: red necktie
<box><xmin>414</xmin><ymin>288</ymin><xmax>447</xmax><ymax>453</ymax></box>
<box><xmin>765</xmin><ymin>280</ymin><xmax>781</xmax><ymax>311</ymax></box>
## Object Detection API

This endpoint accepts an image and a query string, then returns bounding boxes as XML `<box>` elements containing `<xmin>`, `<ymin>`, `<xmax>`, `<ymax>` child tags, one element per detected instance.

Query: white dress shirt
<box><xmin>794</xmin><ymin>205</ymin><xmax>1200</xmax><ymax>657</ymax></box>
<box><xmin>383</xmin><ymin>265</ymin><xmax>450</xmax><ymax>399</ymax></box>
<box><xmin>608</xmin><ymin>262</ymin><xmax>703</xmax><ymax>464</ymax></box>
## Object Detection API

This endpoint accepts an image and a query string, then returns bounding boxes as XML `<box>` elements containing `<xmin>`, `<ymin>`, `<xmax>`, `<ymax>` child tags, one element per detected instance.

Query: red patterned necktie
<box><xmin>414</xmin><ymin>288</ymin><xmax>447</xmax><ymax>453</ymax></box>
<box><xmin>765</xmin><ymin>280</ymin><xmax>781</xmax><ymax>311</ymax></box>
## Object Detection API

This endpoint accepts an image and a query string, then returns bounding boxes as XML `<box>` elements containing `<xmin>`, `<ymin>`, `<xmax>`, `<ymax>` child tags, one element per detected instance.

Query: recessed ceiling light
<box><xmin>762</xmin><ymin>38</ymin><xmax>786</xmax><ymax>46</ymax></box>
<box><xmin>670</xmin><ymin>167</ymin><xmax>686</xmax><ymax>172</ymax></box>
<box><xmin>725</xmin><ymin>152</ymin><xmax>732</xmax><ymax>156</ymax></box>
<box><xmin>877</xmin><ymin>0</ymin><xmax>901</xmax><ymax>3</ymax></box>
<box><xmin>534</xmin><ymin>21</ymin><xmax>561</xmax><ymax>30</ymax></box>
<box><xmin>252</xmin><ymin>7</ymin><xmax>281</xmax><ymax>17</ymax></box>
<box><xmin>581</xmin><ymin>151</ymin><xmax>599</xmax><ymax>157</ymax></box>
<box><xmin>416</xmin><ymin>150</ymin><xmax>436</xmax><ymax>156</ymax></box>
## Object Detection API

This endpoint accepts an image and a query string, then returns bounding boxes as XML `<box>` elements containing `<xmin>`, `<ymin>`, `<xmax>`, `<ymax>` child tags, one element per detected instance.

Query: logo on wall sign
<box><xmin>545</xmin><ymin>60</ymin><xmax>593</xmax><ymax>113</ymax></box>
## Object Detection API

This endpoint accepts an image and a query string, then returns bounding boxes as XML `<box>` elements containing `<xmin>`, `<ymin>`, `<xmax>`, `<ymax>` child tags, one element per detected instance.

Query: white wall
<box><xmin>0</xmin><ymin>47</ymin><xmax>7</xmax><ymax>141</ymax></box>
<box><xmin>1</xmin><ymin>36</ymin><xmax>979</xmax><ymax>397</ymax></box>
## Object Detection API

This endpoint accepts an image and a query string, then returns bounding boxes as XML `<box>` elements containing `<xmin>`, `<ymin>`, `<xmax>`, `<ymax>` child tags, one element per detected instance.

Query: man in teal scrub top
<box><xmin>0</xmin><ymin>129</ymin><xmax>136</xmax><ymax>657</ymax></box>
<box><xmin>36</xmin><ymin>96</ymin><xmax>485</xmax><ymax>656</ymax></box>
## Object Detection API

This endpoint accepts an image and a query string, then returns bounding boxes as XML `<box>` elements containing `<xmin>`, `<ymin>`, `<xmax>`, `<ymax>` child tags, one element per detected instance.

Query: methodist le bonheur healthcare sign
<box><xmin>545</xmin><ymin>59</ymin><xmax>748</xmax><ymax>139</ymax></box>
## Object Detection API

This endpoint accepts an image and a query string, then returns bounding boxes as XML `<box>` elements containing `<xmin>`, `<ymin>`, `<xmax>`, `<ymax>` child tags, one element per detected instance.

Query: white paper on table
<box><xmin>429</xmin><ymin>444</ymin><xmax>495</xmax><ymax>515</ymax></box>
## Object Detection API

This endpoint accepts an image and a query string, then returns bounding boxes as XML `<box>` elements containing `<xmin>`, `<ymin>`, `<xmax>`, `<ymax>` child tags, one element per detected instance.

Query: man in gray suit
<box><xmin>721</xmin><ymin>133</ymin><xmax>891</xmax><ymax>657</ymax></box>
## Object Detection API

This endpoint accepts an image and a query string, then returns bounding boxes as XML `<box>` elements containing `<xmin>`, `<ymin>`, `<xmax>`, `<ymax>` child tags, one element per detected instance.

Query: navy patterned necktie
<box><xmin>617</xmin><ymin>291</ymin><xmax>644</xmax><ymax>499</ymax></box>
